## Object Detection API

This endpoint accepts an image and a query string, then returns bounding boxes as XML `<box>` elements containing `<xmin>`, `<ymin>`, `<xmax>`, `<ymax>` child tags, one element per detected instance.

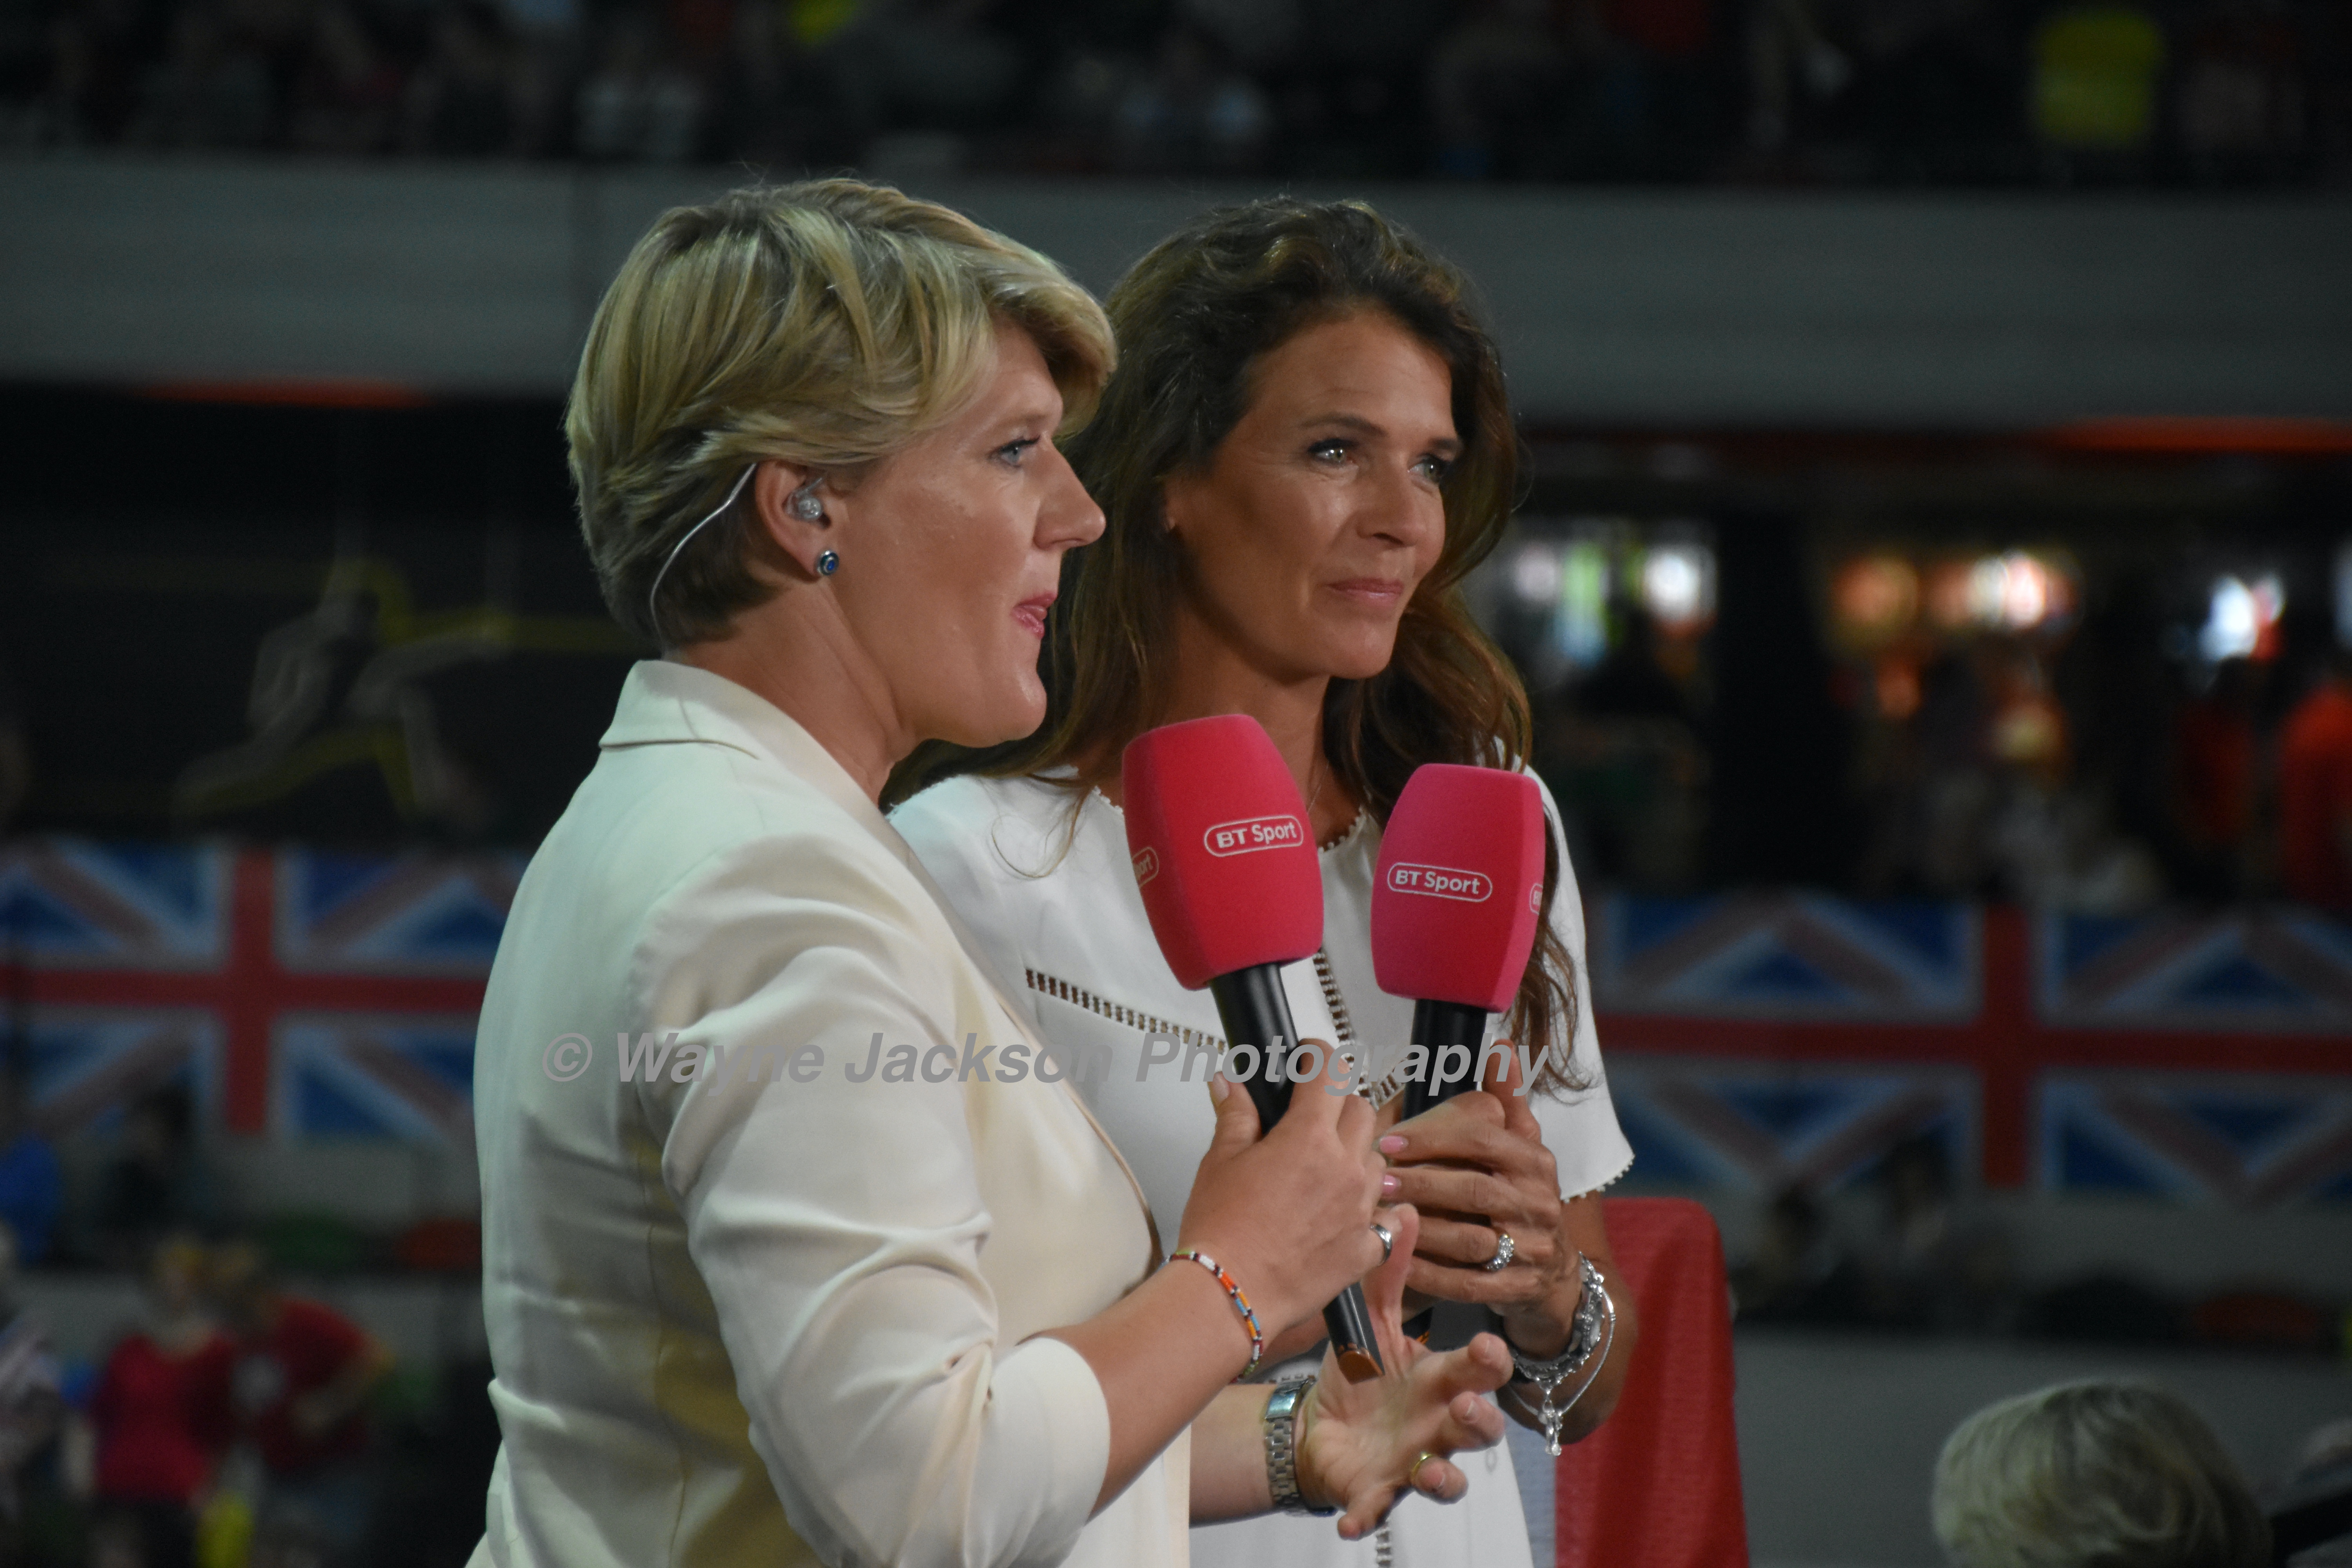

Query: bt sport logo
<box><xmin>1202</xmin><ymin>815</ymin><xmax>1305</xmax><ymax>857</ymax></box>
<box><xmin>1386</xmin><ymin>862</ymin><xmax>1494</xmax><ymax>902</ymax></box>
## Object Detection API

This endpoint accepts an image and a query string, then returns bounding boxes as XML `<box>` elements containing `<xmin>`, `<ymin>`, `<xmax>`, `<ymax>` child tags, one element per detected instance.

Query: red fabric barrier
<box><xmin>1555</xmin><ymin>1197</ymin><xmax>1749</xmax><ymax>1568</ymax></box>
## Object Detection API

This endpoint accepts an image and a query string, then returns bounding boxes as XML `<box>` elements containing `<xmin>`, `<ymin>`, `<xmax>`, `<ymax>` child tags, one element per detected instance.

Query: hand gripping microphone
<box><xmin>1371</xmin><ymin>764</ymin><xmax>1548</xmax><ymax>1121</ymax></box>
<box><xmin>1122</xmin><ymin>714</ymin><xmax>1383</xmax><ymax>1380</ymax></box>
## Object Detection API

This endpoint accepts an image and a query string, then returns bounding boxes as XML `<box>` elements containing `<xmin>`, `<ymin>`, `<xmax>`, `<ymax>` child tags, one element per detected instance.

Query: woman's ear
<box><xmin>748</xmin><ymin>461</ymin><xmax>830</xmax><ymax>579</ymax></box>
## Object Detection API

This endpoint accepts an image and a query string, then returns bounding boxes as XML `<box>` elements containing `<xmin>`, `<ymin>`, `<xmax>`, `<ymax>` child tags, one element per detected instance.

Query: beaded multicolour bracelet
<box><xmin>1169</xmin><ymin>1249</ymin><xmax>1265</xmax><ymax>1379</ymax></box>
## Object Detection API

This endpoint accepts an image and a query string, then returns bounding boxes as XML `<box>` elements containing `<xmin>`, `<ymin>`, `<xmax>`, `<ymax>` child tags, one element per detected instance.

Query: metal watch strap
<box><xmin>1263</xmin><ymin>1376</ymin><xmax>1336</xmax><ymax>1516</ymax></box>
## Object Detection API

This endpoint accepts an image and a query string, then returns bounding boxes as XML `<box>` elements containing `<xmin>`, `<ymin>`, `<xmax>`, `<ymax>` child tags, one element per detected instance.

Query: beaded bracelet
<box><xmin>1169</xmin><ymin>1249</ymin><xmax>1265</xmax><ymax>1379</ymax></box>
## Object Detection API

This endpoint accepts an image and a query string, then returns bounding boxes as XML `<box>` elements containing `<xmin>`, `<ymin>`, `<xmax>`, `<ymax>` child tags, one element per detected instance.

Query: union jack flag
<box><xmin>2036</xmin><ymin>909</ymin><xmax>2352</xmax><ymax>1034</ymax></box>
<box><xmin>2038</xmin><ymin>1071</ymin><xmax>2352</xmax><ymax>1206</ymax></box>
<box><xmin>274</xmin><ymin>1016</ymin><xmax>479</xmax><ymax>1144</ymax></box>
<box><xmin>1604</xmin><ymin>1057</ymin><xmax>1978</xmax><ymax>1194</ymax></box>
<box><xmin>1595</xmin><ymin>894</ymin><xmax>1978</xmax><ymax>1021</ymax></box>
<box><xmin>1</xmin><ymin>838</ymin><xmax>510</xmax><ymax>1142</ymax></box>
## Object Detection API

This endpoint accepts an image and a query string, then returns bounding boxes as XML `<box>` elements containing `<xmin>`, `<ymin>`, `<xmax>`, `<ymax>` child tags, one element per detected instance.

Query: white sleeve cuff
<box><xmin>972</xmin><ymin>1336</ymin><xmax>1112</xmax><ymax>1567</ymax></box>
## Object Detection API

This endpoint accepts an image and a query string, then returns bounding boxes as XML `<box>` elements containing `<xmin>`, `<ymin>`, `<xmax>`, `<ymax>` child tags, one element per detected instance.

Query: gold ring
<box><xmin>1408</xmin><ymin>1452</ymin><xmax>1441</xmax><ymax>1493</ymax></box>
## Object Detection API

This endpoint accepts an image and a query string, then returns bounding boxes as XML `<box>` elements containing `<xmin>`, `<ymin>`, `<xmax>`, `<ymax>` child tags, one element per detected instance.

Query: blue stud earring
<box><xmin>816</xmin><ymin>549</ymin><xmax>839</xmax><ymax>576</ymax></box>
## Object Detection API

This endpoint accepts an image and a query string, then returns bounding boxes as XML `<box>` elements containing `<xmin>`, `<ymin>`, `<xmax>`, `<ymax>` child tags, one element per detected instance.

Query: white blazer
<box><xmin>470</xmin><ymin>661</ymin><xmax>1186</xmax><ymax>1568</ymax></box>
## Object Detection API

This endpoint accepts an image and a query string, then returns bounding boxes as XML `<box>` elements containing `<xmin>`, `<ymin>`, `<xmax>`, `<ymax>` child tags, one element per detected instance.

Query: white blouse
<box><xmin>470</xmin><ymin>663</ymin><xmax>1185</xmax><ymax>1568</ymax></box>
<box><xmin>893</xmin><ymin>770</ymin><xmax>1633</xmax><ymax>1568</ymax></box>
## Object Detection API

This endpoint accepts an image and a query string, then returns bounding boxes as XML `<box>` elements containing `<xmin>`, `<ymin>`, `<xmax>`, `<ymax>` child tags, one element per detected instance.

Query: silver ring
<box><xmin>1483</xmin><ymin>1229</ymin><xmax>1516</xmax><ymax>1272</ymax></box>
<box><xmin>1370</xmin><ymin>1222</ymin><xmax>1394</xmax><ymax>1263</ymax></box>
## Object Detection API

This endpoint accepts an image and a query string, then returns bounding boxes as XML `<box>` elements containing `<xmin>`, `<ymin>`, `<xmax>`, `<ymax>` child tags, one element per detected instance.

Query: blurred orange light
<box><xmin>1925</xmin><ymin>559</ymin><xmax>1977</xmax><ymax>631</ymax></box>
<box><xmin>1929</xmin><ymin>551</ymin><xmax>2078</xmax><ymax>634</ymax></box>
<box><xmin>1992</xmin><ymin>695</ymin><xmax>2065</xmax><ymax>766</ymax></box>
<box><xmin>1833</xmin><ymin>555</ymin><xmax>1919</xmax><ymax>645</ymax></box>
<box><xmin>1876</xmin><ymin>657</ymin><xmax>1922</xmax><ymax>719</ymax></box>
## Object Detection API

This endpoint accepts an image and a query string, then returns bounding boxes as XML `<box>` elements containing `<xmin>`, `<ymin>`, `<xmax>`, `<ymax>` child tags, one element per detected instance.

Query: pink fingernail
<box><xmin>1381</xmin><ymin>1172</ymin><xmax>1401</xmax><ymax>1193</ymax></box>
<box><xmin>1378</xmin><ymin>1135</ymin><xmax>1407</xmax><ymax>1154</ymax></box>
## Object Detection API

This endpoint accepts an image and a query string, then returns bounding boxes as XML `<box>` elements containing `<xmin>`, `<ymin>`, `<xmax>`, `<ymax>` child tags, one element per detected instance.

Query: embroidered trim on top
<box><xmin>1026</xmin><ymin>962</ymin><xmax>1401</xmax><ymax>1107</ymax></box>
<box><xmin>1024</xmin><ymin>968</ymin><xmax>1225</xmax><ymax>1054</ymax></box>
<box><xmin>1310</xmin><ymin>948</ymin><xmax>1400</xmax><ymax>1111</ymax></box>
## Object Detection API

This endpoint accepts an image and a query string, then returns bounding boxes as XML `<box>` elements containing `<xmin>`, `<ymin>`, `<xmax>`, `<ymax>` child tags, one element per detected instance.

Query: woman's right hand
<box><xmin>1174</xmin><ymin>1046</ymin><xmax>1388</xmax><ymax>1341</ymax></box>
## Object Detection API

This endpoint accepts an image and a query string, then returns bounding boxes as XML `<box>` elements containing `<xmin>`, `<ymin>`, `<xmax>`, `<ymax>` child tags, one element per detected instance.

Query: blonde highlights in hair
<box><xmin>1932</xmin><ymin>1380</ymin><xmax>2270</xmax><ymax>1568</ymax></box>
<box><xmin>568</xmin><ymin>178</ymin><xmax>1114</xmax><ymax>646</ymax></box>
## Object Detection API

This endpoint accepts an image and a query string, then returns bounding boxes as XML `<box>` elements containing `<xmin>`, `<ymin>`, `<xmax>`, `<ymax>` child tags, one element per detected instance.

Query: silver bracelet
<box><xmin>1502</xmin><ymin>1253</ymin><xmax>1615</xmax><ymax>1457</ymax></box>
<box><xmin>1263</xmin><ymin>1376</ymin><xmax>1336</xmax><ymax>1516</ymax></box>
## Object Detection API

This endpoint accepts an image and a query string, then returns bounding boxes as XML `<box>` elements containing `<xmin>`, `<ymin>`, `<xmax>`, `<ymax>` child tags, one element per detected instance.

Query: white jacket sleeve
<box><xmin>636</xmin><ymin>831</ymin><xmax>1109</xmax><ymax>1568</ymax></box>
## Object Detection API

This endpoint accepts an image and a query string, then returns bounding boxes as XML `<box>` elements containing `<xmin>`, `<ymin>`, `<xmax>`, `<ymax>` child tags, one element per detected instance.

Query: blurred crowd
<box><xmin>1730</xmin><ymin>1132</ymin><xmax>2349</xmax><ymax>1354</ymax></box>
<box><xmin>0</xmin><ymin>1082</ymin><xmax>490</xmax><ymax>1568</ymax></box>
<box><xmin>1844</xmin><ymin>639</ymin><xmax>2352</xmax><ymax>913</ymax></box>
<box><xmin>0</xmin><ymin>0</ymin><xmax>2343</xmax><ymax>183</ymax></box>
<box><xmin>1523</xmin><ymin>539</ymin><xmax>2352</xmax><ymax>911</ymax></box>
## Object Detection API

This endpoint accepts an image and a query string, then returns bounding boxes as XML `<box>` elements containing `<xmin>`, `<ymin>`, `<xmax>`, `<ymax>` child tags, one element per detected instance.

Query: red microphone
<box><xmin>1371</xmin><ymin>764</ymin><xmax>1547</xmax><ymax>1120</ymax></box>
<box><xmin>1123</xmin><ymin>714</ymin><xmax>1382</xmax><ymax>1380</ymax></box>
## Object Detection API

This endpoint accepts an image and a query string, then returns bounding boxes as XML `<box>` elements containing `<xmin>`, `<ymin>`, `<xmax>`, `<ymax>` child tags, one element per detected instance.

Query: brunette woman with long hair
<box><xmin>893</xmin><ymin>197</ymin><xmax>1637</xmax><ymax>1567</ymax></box>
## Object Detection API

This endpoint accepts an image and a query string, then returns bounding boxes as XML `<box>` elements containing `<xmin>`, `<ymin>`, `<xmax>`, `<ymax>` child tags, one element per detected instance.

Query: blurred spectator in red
<box><xmin>0</xmin><ymin>1074</ymin><xmax>59</xmax><ymax>1267</ymax></box>
<box><xmin>2279</xmin><ymin>647</ymin><xmax>2352</xmax><ymax>909</ymax></box>
<box><xmin>214</xmin><ymin>1241</ymin><xmax>392</xmax><ymax>1559</ymax></box>
<box><xmin>64</xmin><ymin>1238</ymin><xmax>235</xmax><ymax>1568</ymax></box>
<box><xmin>287</xmin><ymin>0</ymin><xmax>402</xmax><ymax>154</ymax></box>
<box><xmin>2174</xmin><ymin>0</ymin><xmax>2308</xmax><ymax>180</ymax></box>
<box><xmin>2171</xmin><ymin>657</ymin><xmax>2262</xmax><ymax>895</ymax></box>
<box><xmin>1111</xmin><ymin>20</ymin><xmax>1269</xmax><ymax>173</ymax></box>
<box><xmin>91</xmin><ymin>1085</ymin><xmax>220</xmax><ymax>1270</ymax></box>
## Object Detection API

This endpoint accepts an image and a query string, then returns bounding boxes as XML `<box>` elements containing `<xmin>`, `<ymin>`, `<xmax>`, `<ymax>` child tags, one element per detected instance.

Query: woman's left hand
<box><xmin>1379</xmin><ymin>1047</ymin><xmax>1582</xmax><ymax>1357</ymax></box>
<box><xmin>1295</xmin><ymin>1205</ymin><xmax>1512</xmax><ymax>1539</ymax></box>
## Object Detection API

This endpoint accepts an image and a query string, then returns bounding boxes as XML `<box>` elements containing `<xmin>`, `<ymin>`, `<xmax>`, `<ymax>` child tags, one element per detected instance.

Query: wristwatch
<box><xmin>1263</xmin><ymin>1376</ymin><xmax>1337</xmax><ymax>1516</ymax></box>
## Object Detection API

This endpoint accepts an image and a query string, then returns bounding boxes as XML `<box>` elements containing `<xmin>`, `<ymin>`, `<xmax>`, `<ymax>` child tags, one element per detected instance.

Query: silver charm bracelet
<box><xmin>1502</xmin><ymin>1253</ymin><xmax>1615</xmax><ymax>1457</ymax></box>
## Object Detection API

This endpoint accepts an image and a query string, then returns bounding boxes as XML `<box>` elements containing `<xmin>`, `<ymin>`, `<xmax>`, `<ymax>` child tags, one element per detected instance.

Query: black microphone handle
<box><xmin>1398</xmin><ymin>998</ymin><xmax>1493</xmax><ymax>1121</ymax></box>
<box><xmin>1398</xmin><ymin>998</ymin><xmax>1495</xmax><ymax>1344</ymax></box>
<box><xmin>1206</xmin><ymin>965</ymin><xmax>1385</xmax><ymax>1381</ymax></box>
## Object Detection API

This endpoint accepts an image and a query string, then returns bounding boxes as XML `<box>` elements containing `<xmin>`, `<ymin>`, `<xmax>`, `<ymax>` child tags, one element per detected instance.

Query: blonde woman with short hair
<box><xmin>468</xmin><ymin>180</ymin><xmax>1511</xmax><ymax>1568</ymax></box>
<box><xmin>1932</xmin><ymin>1380</ymin><xmax>2271</xmax><ymax>1568</ymax></box>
